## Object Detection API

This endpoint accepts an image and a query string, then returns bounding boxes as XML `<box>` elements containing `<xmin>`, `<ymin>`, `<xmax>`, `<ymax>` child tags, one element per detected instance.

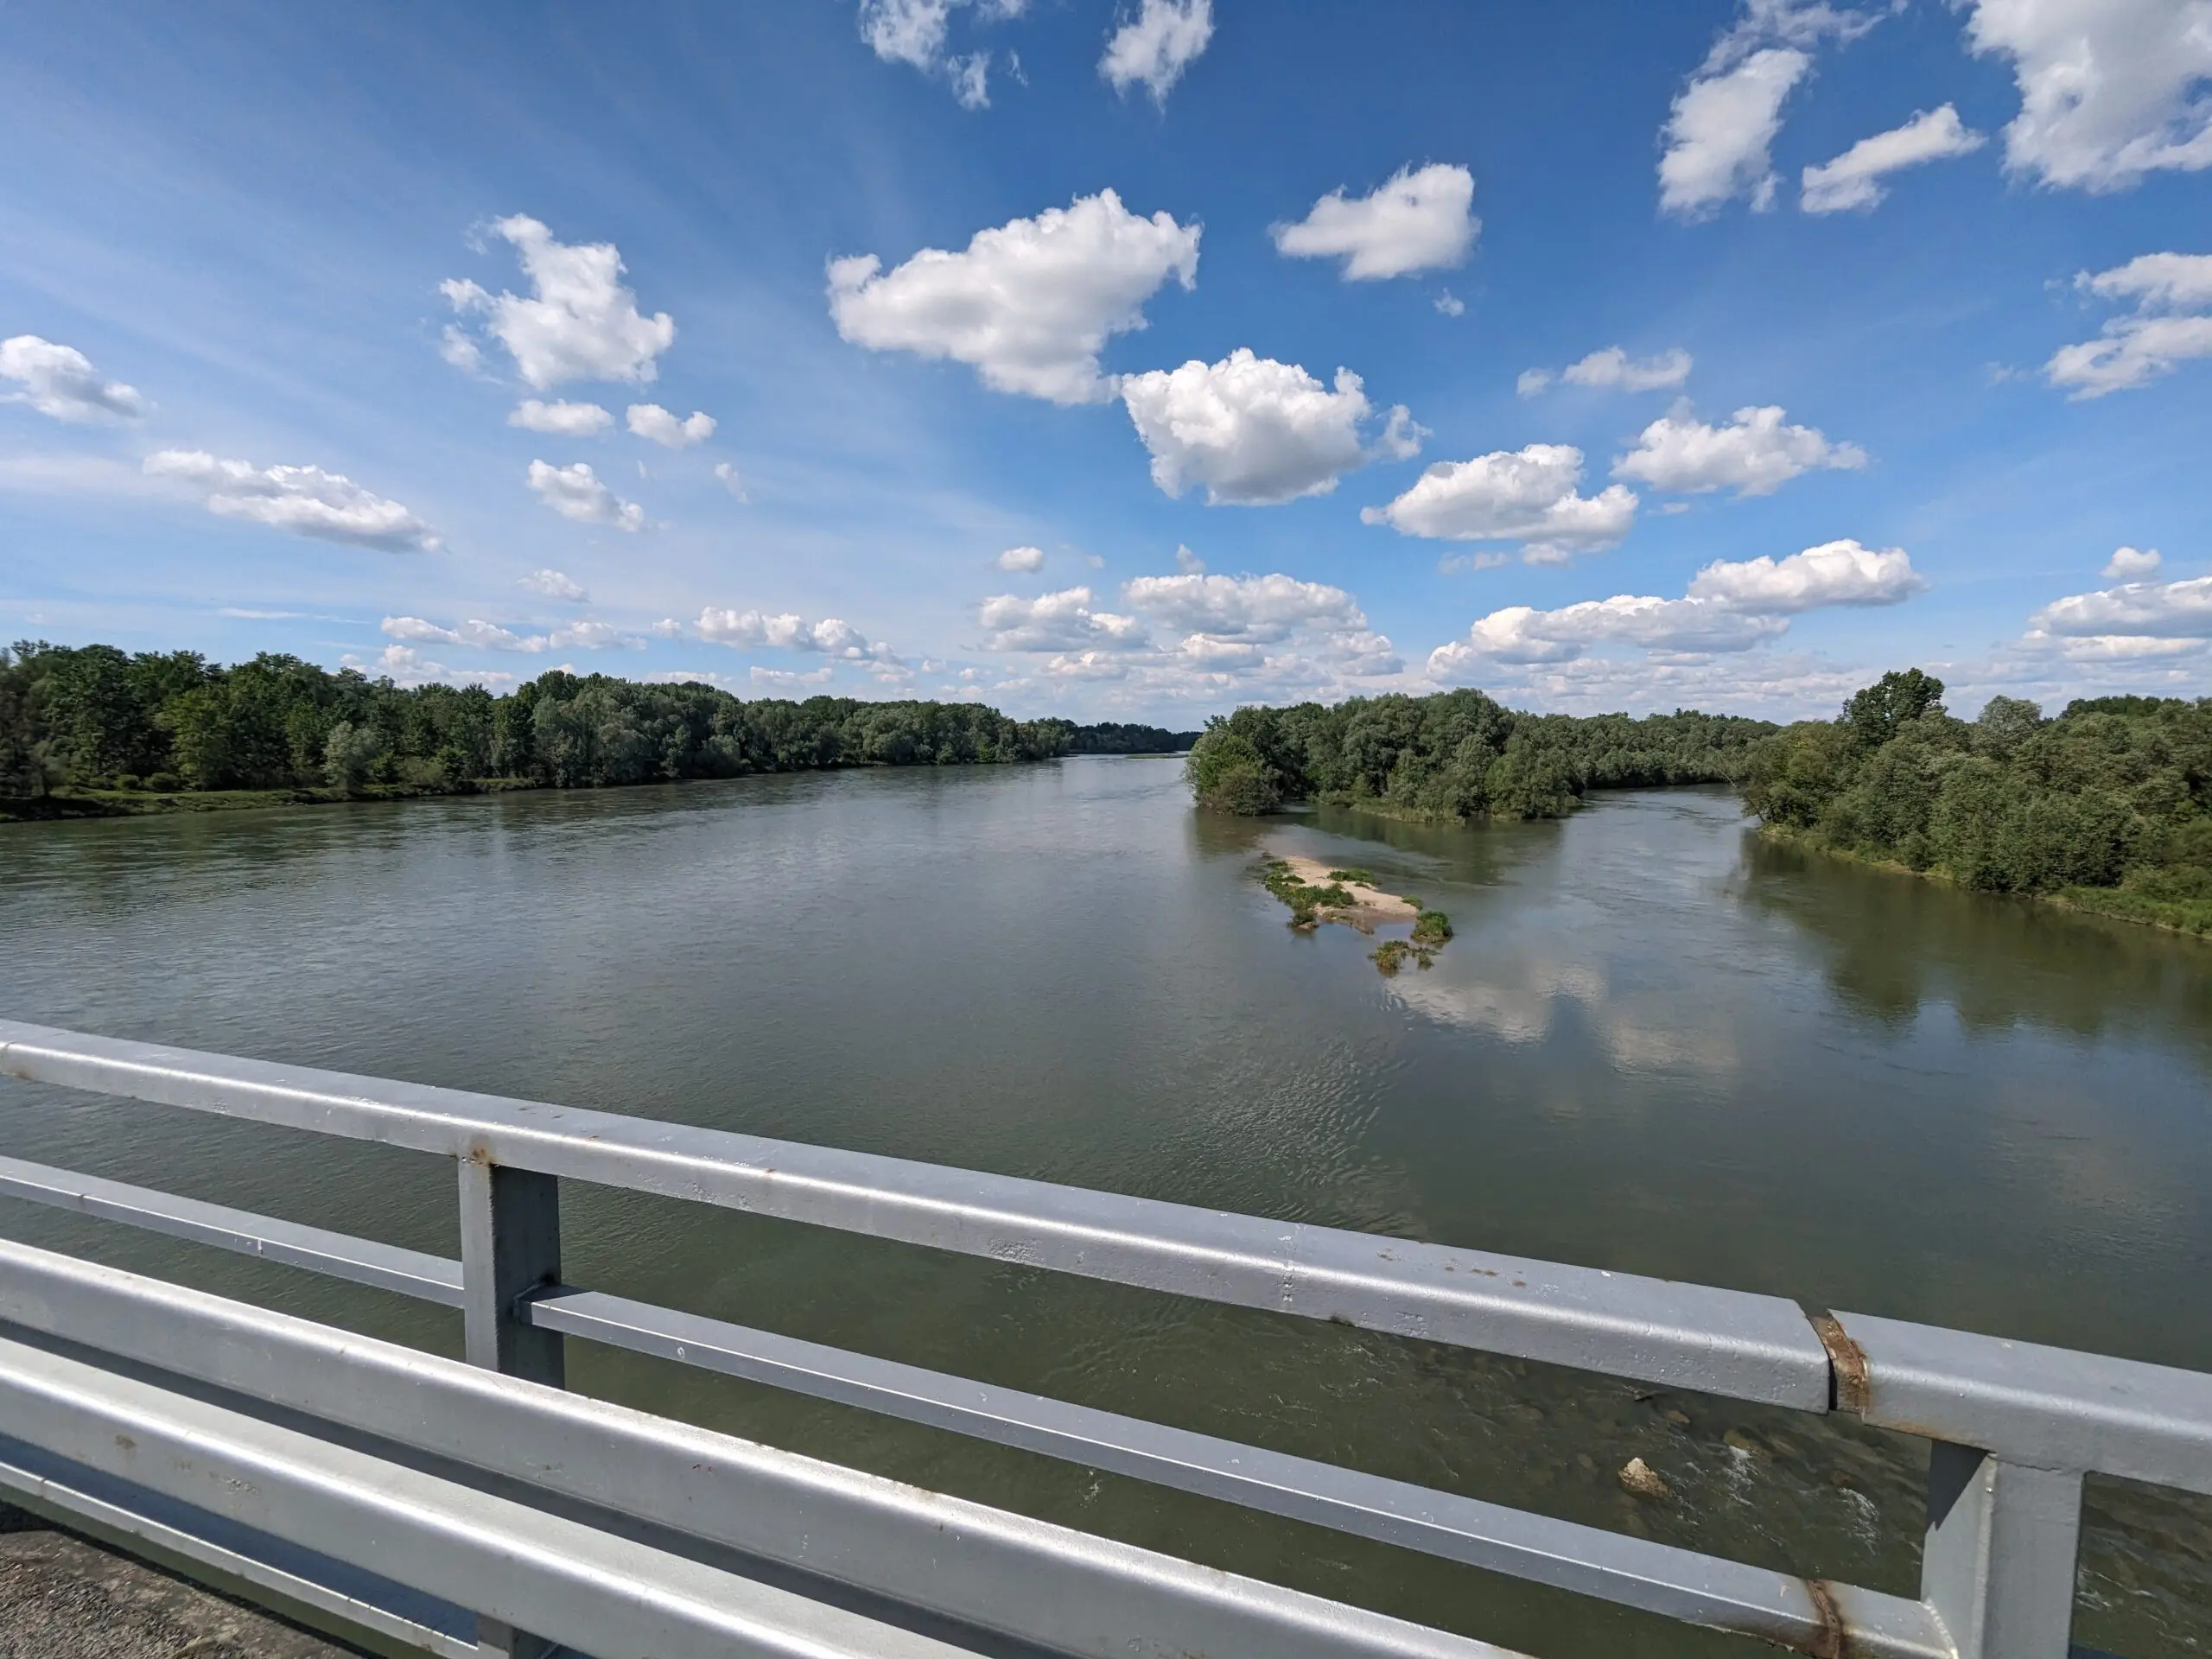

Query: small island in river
<box><xmin>1260</xmin><ymin>855</ymin><xmax>1452</xmax><ymax>974</ymax></box>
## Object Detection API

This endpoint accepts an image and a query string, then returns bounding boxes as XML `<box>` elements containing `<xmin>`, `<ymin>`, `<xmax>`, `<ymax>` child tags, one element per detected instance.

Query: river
<box><xmin>1</xmin><ymin>759</ymin><xmax>2206</xmax><ymax>1656</ymax></box>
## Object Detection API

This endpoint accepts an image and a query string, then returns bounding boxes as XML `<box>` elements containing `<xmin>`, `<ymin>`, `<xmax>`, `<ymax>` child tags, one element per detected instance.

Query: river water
<box><xmin>1</xmin><ymin>759</ymin><xmax>2207</xmax><ymax>1656</ymax></box>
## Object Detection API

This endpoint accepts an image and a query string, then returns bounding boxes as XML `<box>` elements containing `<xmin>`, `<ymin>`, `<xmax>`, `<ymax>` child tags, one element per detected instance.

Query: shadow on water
<box><xmin>1740</xmin><ymin>827</ymin><xmax>2212</xmax><ymax>1051</ymax></box>
<box><xmin>0</xmin><ymin>767</ymin><xmax>2206</xmax><ymax>1656</ymax></box>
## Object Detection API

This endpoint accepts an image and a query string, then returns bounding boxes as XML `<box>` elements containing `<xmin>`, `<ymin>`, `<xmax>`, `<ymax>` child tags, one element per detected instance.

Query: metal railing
<box><xmin>0</xmin><ymin>1018</ymin><xmax>2203</xmax><ymax>1659</ymax></box>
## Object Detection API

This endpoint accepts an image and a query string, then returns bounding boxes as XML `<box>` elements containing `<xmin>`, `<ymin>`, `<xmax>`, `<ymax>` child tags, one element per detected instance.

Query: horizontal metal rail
<box><xmin>0</xmin><ymin>1439</ymin><xmax>477</xmax><ymax>1659</ymax></box>
<box><xmin>0</xmin><ymin>1325</ymin><xmax>988</xmax><ymax>1659</ymax></box>
<box><xmin>0</xmin><ymin>1020</ymin><xmax>1831</xmax><ymax>1408</ymax></box>
<box><xmin>0</xmin><ymin>1237</ymin><xmax>1522</xmax><ymax>1659</ymax></box>
<box><xmin>1836</xmin><ymin>1311</ymin><xmax>2212</xmax><ymax>1498</ymax></box>
<box><xmin>0</xmin><ymin>1151</ymin><xmax>464</xmax><ymax>1306</ymax></box>
<box><xmin>0</xmin><ymin>1160</ymin><xmax>1947</xmax><ymax>1656</ymax></box>
<box><xmin>525</xmin><ymin>1283</ymin><xmax>1948</xmax><ymax>1658</ymax></box>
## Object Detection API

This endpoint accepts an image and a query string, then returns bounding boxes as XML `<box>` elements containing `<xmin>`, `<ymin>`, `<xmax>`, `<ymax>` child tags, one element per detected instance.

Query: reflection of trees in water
<box><xmin>1739</xmin><ymin>831</ymin><xmax>2212</xmax><ymax>1048</ymax></box>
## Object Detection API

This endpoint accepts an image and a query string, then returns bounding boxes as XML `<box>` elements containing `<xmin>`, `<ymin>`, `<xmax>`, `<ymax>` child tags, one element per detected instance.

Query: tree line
<box><xmin>1744</xmin><ymin>669</ymin><xmax>2212</xmax><ymax>931</ymax></box>
<box><xmin>0</xmin><ymin>640</ymin><xmax>1127</xmax><ymax>806</ymax></box>
<box><xmin>1183</xmin><ymin>689</ymin><xmax>1777</xmax><ymax>820</ymax></box>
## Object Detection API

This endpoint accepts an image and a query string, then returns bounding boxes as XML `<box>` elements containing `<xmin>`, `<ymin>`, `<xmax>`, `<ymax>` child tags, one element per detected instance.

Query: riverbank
<box><xmin>0</xmin><ymin>777</ymin><xmax>541</xmax><ymax>823</ymax></box>
<box><xmin>1757</xmin><ymin>823</ymin><xmax>2212</xmax><ymax>938</ymax></box>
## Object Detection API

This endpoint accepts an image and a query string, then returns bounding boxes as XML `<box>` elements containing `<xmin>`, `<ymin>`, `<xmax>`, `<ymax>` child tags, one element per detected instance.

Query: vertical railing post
<box><xmin>1920</xmin><ymin>1440</ymin><xmax>2082</xmax><ymax>1659</ymax></box>
<box><xmin>458</xmin><ymin>1157</ymin><xmax>564</xmax><ymax>1658</ymax></box>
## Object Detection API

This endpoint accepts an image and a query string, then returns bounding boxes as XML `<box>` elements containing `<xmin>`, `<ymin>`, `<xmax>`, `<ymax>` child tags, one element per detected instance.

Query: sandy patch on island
<box><xmin>1270</xmin><ymin>853</ymin><xmax>1419</xmax><ymax>925</ymax></box>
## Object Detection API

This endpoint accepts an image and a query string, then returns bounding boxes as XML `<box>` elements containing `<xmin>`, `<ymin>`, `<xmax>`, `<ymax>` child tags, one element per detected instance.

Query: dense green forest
<box><xmin>1745</xmin><ymin>670</ymin><xmax>2212</xmax><ymax>932</ymax></box>
<box><xmin>0</xmin><ymin>640</ymin><xmax>1093</xmax><ymax>815</ymax></box>
<box><xmin>1183</xmin><ymin>689</ymin><xmax>1777</xmax><ymax>819</ymax></box>
<box><xmin>1065</xmin><ymin>721</ymin><xmax>1199</xmax><ymax>754</ymax></box>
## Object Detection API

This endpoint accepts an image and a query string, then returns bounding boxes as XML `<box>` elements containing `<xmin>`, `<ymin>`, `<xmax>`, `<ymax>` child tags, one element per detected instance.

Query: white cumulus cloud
<box><xmin>1959</xmin><ymin>0</ymin><xmax>2212</xmax><ymax>192</ymax></box>
<box><xmin>1615</xmin><ymin>404</ymin><xmax>1866</xmax><ymax>496</ymax></box>
<box><xmin>858</xmin><ymin>0</ymin><xmax>1023</xmax><ymax>109</ymax></box>
<box><xmin>1431</xmin><ymin>529</ymin><xmax>1926</xmax><ymax>680</ymax></box>
<box><xmin>1100</xmin><ymin>0</ymin><xmax>1213</xmax><ymax>104</ymax></box>
<box><xmin>1661</xmin><ymin>48</ymin><xmax>1814</xmax><ymax>216</ymax></box>
<box><xmin>696</xmin><ymin>607</ymin><xmax>901</xmax><ymax>662</ymax></box>
<box><xmin>1122</xmin><ymin>571</ymin><xmax>1365</xmax><ymax>642</ymax></box>
<box><xmin>2030</xmin><ymin>574</ymin><xmax>2212</xmax><ymax>639</ymax></box>
<box><xmin>1659</xmin><ymin>0</ymin><xmax>1886</xmax><ymax>218</ymax></box>
<box><xmin>996</xmin><ymin>544</ymin><xmax>1045</xmax><ymax>572</ymax></box>
<box><xmin>144</xmin><ymin>450</ymin><xmax>438</xmax><ymax>552</ymax></box>
<box><xmin>1271</xmin><ymin>163</ymin><xmax>1478</xmax><ymax>281</ymax></box>
<box><xmin>978</xmin><ymin>586</ymin><xmax>1148</xmax><ymax>652</ymax></box>
<box><xmin>1519</xmin><ymin>346</ymin><xmax>1693</xmax><ymax>397</ymax></box>
<box><xmin>2046</xmin><ymin>251</ymin><xmax>2212</xmax><ymax>397</ymax></box>
<box><xmin>1119</xmin><ymin>349</ymin><xmax>1421</xmax><ymax>505</ymax></box>
<box><xmin>442</xmin><ymin>216</ymin><xmax>676</xmax><ymax>390</ymax></box>
<box><xmin>1432</xmin><ymin>597</ymin><xmax>1789</xmax><ymax>671</ymax></box>
<box><xmin>518</xmin><ymin>568</ymin><xmax>589</xmax><ymax>602</ymax></box>
<box><xmin>827</xmin><ymin>189</ymin><xmax>1201</xmax><ymax>405</ymax></box>
<box><xmin>714</xmin><ymin>461</ymin><xmax>748</xmax><ymax>501</ymax></box>
<box><xmin>0</xmin><ymin>335</ymin><xmax>149</xmax><ymax>423</ymax></box>
<box><xmin>2105</xmin><ymin>545</ymin><xmax>2163</xmax><ymax>579</ymax></box>
<box><xmin>1361</xmin><ymin>443</ymin><xmax>1637</xmax><ymax>562</ymax></box>
<box><xmin>626</xmin><ymin>404</ymin><xmax>715</xmax><ymax>448</ymax></box>
<box><xmin>526</xmin><ymin>460</ymin><xmax>645</xmax><ymax>531</ymax></box>
<box><xmin>382</xmin><ymin>615</ymin><xmax>638</xmax><ymax>653</ymax></box>
<box><xmin>509</xmin><ymin>398</ymin><xmax>613</xmax><ymax>435</ymax></box>
<box><xmin>1801</xmin><ymin>105</ymin><xmax>1986</xmax><ymax>213</ymax></box>
<box><xmin>1687</xmin><ymin>539</ymin><xmax>1926</xmax><ymax>610</ymax></box>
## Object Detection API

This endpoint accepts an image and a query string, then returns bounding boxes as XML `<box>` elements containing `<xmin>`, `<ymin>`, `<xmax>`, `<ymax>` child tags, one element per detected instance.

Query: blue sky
<box><xmin>3</xmin><ymin>0</ymin><xmax>2208</xmax><ymax>721</ymax></box>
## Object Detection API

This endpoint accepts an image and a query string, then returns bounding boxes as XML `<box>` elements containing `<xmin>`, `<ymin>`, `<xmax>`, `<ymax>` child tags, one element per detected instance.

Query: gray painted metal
<box><xmin>0</xmin><ymin>1327</ymin><xmax>995</xmax><ymax>1659</ymax></box>
<box><xmin>526</xmin><ymin>1283</ymin><xmax>1950</xmax><ymax>1658</ymax></box>
<box><xmin>458</xmin><ymin>1160</ymin><xmax>565</xmax><ymax>1388</ymax></box>
<box><xmin>0</xmin><ymin>1237</ymin><xmax>1531</xmax><ymax>1659</ymax></box>
<box><xmin>0</xmin><ymin>1450</ymin><xmax>477</xmax><ymax>1659</ymax></box>
<box><xmin>1920</xmin><ymin>1446</ymin><xmax>2083</xmax><ymax>1659</ymax></box>
<box><xmin>0</xmin><ymin>1020</ymin><xmax>1832</xmax><ymax>1408</ymax></box>
<box><xmin>0</xmin><ymin>1151</ymin><xmax>464</xmax><ymax>1305</ymax></box>
<box><xmin>1837</xmin><ymin>1309</ymin><xmax>2212</xmax><ymax>1496</ymax></box>
<box><xmin>459</xmin><ymin>1166</ymin><xmax>566</xmax><ymax>1659</ymax></box>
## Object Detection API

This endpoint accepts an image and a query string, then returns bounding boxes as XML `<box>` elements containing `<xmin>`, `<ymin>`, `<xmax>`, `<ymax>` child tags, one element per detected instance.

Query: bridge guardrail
<box><xmin>0</xmin><ymin>1018</ymin><xmax>2203</xmax><ymax>1659</ymax></box>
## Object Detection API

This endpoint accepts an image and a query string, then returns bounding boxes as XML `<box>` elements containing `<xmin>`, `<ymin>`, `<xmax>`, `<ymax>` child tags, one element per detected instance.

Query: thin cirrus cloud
<box><xmin>1271</xmin><ymin>163</ymin><xmax>1478</xmax><ymax>281</ymax></box>
<box><xmin>1429</xmin><ymin>539</ymin><xmax>1925</xmax><ymax>676</ymax></box>
<box><xmin>509</xmin><ymin>398</ymin><xmax>613</xmax><ymax>435</ymax></box>
<box><xmin>0</xmin><ymin>335</ymin><xmax>149</xmax><ymax>423</ymax></box>
<box><xmin>827</xmin><ymin>189</ymin><xmax>1201</xmax><ymax>405</ymax></box>
<box><xmin>1801</xmin><ymin>105</ymin><xmax>1986</xmax><ymax>213</ymax></box>
<box><xmin>1958</xmin><ymin>0</ymin><xmax>2212</xmax><ymax>193</ymax></box>
<box><xmin>1362</xmin><ymin>443</ymin><xmax>1637</xmax><ymax>563</ymax></box>
<box><xmin>1517</xmin><ymin>346</ymin><xmax>1691</xmax><ymax>397</ymax></box>
<box><xmin>626</xmin><ymin>404</ymin><xmax>715</xmax><ymax>448</ymax></box>
<box><xmin>1613</xmin><ymin>404</ymin><xmax>1867</xmax><ymax>496</ymax></box>
<box><xmin>143</xmin><ymin>449</ymin><xmax>439</xmax><ymax>552</ymax></box>
<box><xmin>1100</xmin><ymin>0</ymin><xmax>1214</xmax><ymax>105</ymax></box>
<box><xmin>2045</xmin><ymin>251</ymin><xmax>2212</xmax><ymax>397</ymax></box>
<box><xmin>1657</xmin><ymin>0</ymin><xmax>1885</xmax><ymax>219</ymax></box>
<box><xmin>526</xmin><ymin>459</ymin><xmax>645</xmax><ymax>531</ymax></box>
<box><xmin>1118</xmin><ymin>349</ymin><xmax>1423</xmax><ymax>505</ymax></box>
<box><xmin>442</xmin><ymin>215</ymin><xmax>676</xmax><ymax>390</ymax></box>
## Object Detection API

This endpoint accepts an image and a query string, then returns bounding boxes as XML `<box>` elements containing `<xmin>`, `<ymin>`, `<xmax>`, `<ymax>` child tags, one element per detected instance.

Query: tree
<box><xmin>323</xmin><ymin>721</ymin><xmax>385</xmax><ymax>794</ymax></box>
<box><xmin>1843</xmin><ymin>669</ymin><xmax>1946</xmax><ymax>751</ymax></box>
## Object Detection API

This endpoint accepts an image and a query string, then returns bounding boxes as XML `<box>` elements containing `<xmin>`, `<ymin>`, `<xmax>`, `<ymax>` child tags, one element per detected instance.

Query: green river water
<box><xmin>1</xmin><ymin>757</ymin><xmax>2206</xmax><ymax>1656</ymax></box>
